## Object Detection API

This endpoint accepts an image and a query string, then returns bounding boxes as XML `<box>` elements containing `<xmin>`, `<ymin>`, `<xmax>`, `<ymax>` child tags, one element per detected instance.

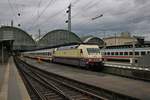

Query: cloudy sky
<box><xmin>0</xmin><ymin>0</ymin><xmax>150</xmax><ymax>40</ymax></box>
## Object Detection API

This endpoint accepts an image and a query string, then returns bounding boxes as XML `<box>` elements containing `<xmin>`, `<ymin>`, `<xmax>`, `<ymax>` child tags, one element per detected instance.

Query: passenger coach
<box><xmin>100</xmin><ymin>45</ymin><xmax>150</xmax><ymax>66</ymax></box>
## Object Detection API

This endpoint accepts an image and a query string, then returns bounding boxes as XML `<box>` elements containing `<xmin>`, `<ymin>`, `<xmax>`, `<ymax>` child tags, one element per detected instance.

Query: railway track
<box><xmin>15</xmin><ymin>57</ymin><xmax>138</xmax><ymax>100</ymax></box>
<box><xmin>28</xmin><ymin>57</ymin><xmax>150</xmax><ymax>82</ymax></box>
<box><xmin>15</xmin><ymin>58</ymin><xmax>107</xmax><ymax>100</ymax></box>
<box><xmin>17</xmin><ymin>60</ymin><xmax>69</xmax><ymax>100</ymax></box>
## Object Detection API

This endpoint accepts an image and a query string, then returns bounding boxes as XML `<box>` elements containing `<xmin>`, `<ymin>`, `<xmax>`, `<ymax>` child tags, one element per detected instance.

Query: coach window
<box><xmin>105</xmin><ymin>52</ymin><xmax>107</xmax><ymax>55</ymax></box>
<box><xmin>106</xmin><ymin>52</ymin><xmax>109</xmax><ymax>55</ymax></box>
<box><xmin>115</xmin><ymin>52</ymin><xmax>118</xmax><ymax>55</ymax></box>
<box><xmin>124</xmin><ymin>52</ymin><xmax>128</xmax><ymax>55</ymax></box>
<box><xmin>141</xmin><ymin>51</ymin><xmax>146</xmax><ymax>55</ymax></box>
<box><xmin>147</xmin><ymin>51</ymin><xmax>150</xmax><ymax>54</ymax></box>
<box><xmin>135</xmin><ymin>52</ymin><xmax>139</xmax><ymax>55</ymax></box>
<box><xmin>120</xmin><ymin>52</ymin><xmax>123</xmax><ymax>55</ymax></box>
<box><xmin>111</xmin><ymin>52</ymin><xmax>114</xmax><ymax>55</ymax></box>
<box><xmin>129</xmin><ymin>52</ymin><xmax>133</xmax><ymax>55</ymax></box>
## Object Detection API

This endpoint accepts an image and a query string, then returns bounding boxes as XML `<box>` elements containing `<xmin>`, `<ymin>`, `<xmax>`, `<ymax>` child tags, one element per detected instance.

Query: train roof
<box><xmin>100</xmin><ymin>46</ymin><xmax>150</xmax><ymax>52</ymax></box>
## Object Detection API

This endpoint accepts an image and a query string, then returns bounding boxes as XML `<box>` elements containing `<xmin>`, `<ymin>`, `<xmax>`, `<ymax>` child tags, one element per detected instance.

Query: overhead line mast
<box><xmin>66</xmin><ymin>4</ymin><xmax>71</xmax><ymax>32</ymax></box>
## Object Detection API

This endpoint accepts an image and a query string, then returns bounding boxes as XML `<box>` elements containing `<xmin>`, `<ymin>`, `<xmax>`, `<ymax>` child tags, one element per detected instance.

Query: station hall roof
<box><xmin>38</xmin><ymin>29</ymin><xmax>82</xmax><ymax>48</ymax></box>
<box><xmin>0</xmin><ymin>26</ymin><xmax>36</xmax><ymax>50</ymax></box>
<box><xmin>81</xmin><ymin>35</ymin><xmax>104</xmax><ymax>47</ymax></box>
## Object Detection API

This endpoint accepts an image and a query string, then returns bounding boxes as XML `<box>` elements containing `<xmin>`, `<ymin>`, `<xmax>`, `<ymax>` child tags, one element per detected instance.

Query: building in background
<box><xmin>81</xmin><ymin>35</ymin><xmax>104</xmax><ymax>47</ymax></box>
<box><xmin>103</xmin><ymin>32</ymin><xmax>144</xmax><ymax>46</ymax></box>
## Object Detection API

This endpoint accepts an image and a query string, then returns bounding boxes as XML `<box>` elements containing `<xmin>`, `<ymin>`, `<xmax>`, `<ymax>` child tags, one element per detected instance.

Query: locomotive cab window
<box><xmin>87</xmin><ymin>48</ymin><xmax>100</xmax><ymax>54</ymax></box>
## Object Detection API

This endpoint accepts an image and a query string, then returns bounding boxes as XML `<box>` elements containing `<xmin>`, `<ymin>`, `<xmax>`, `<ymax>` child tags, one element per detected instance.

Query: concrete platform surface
<box><xmin>0</xmin><ymin>57</ymin><xmax>31</xmax><ymax>100</ymax></box>
<box><xmin>23</xmin><ymin>57</ymin><xmax>150</xmax><ymax>100</ymax></box>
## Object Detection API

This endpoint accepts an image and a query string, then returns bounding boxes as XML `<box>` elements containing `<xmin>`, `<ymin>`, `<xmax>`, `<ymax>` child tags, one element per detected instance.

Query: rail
<box><xmin>15</xmin><ymin>57</ymin><xmax>107</xmax><ymax>100</ymax></box>
<box><xmin>14</xmin><ymin>57</ymin><xmax>139</xmax><ymax>100</ymax></box>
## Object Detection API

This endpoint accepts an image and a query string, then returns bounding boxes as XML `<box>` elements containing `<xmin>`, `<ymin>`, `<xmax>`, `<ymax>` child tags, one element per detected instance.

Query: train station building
<box><xmin>37</xmin><ymin>29</ymin><xmax>82</xmax><ymax>48</ymax></box>
<box><xmin>103</xmin><ymin>32</ymin><xmax>144</xmax><ymax>46</ymax></box>
<box><xmin>81</xmin><ymin>35</ymin><xmax>105</xmax><ymax>47</ymax></box>
<box><xmin>0</xmin><ymin>26</ymin><xmax>36</xmax><ymax>63</ymax></box>
<box><xmin>0</xmin><ymin>26</ymin><xmax>150</xmax><ymax>100</ymax></box>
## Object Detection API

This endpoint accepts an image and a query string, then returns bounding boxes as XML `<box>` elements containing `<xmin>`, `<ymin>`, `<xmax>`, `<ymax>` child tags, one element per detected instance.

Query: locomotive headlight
<box><xmin>88</xmin><ymin>58</ymin><xmax>92</xmax><ymax>62</ymax></box>
<box><xmin>99</xmin><ymin>58</ymin><xmax>102</xmax><ymax>61</ymax></box>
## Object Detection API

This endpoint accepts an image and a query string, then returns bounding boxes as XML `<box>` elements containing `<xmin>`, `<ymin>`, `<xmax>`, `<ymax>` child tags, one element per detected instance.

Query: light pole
<box><xmin>1</xmin><ymin>42</ymin><xmax>4</xmax><ymax>64</ymax></box>
<box><xmin>66</xmin><ymin>4</ymin><xmax>71</xmax><ymax>32</ymax></box>
<box><xmin>132</xmin><ymin>36</ymin><xmax>136</xmax><ymax>66</ymax></box>
<box><xmin>91</xmin><ymin>14</ymin><xmax>103</xmax><ymax>20</ymax></box>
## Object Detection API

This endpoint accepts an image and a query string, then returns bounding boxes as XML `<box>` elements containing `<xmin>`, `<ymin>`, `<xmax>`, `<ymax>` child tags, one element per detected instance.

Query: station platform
<box><xmin>22</xmin><ymin>57</ymin><xmax>150</xmax><ymax>100</ymax></box>
<box><xmin>0</xmin><ymin>57</ymin><xmax>31</xmax><ymax>100</ymax></box>
<box><xmin>104</xmin><ymin>61</ymin><xmax>150</xmax><ymax>71</ymax></box>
